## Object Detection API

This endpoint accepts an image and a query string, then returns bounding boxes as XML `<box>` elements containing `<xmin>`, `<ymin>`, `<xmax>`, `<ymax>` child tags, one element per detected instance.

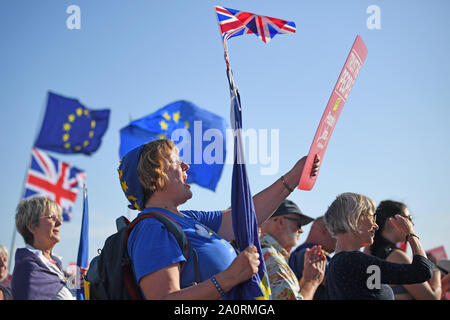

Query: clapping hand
<box><xmin>303</xmin><ymin>245</ymin><xmax>326</xmax><ymax>285</ymax></box>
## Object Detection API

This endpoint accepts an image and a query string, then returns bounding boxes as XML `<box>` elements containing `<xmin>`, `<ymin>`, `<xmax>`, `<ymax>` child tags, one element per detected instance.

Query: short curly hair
<box><xmin>15</xmin><ymin>197</ymin><xmax>62</xmax><ymax>246</ymax></box>
<box><xmin>324</xmin><ymin>192</ymin><xmax>376</xmax><ymax>237</ymax></box>
<box><xmin>137</xmin><ymin>139</ymin><xmax>178</xmax><ymax>203</ymax></box>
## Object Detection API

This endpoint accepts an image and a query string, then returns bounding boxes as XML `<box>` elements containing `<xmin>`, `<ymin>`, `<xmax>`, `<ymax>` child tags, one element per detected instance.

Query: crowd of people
<box><xmin>1</xmin><ymin>138</ymin><xmax>450</xmax><ymax>300</ymax></box>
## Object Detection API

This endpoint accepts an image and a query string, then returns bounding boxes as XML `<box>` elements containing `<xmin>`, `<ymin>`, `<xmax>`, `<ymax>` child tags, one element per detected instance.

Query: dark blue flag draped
<box><xmin>119</xmin><ymin>100</ymin><xmax>228</xmax><ymax>192</ymax></box>
<box><xmin>76</xmin><ymin>184</ymin><xmax>89</xmax><ymax>300</ymax></box>
<box><xmin>227</xmin><ymin>86</ymin><xmax>271</xmax><ymax>300</ymax></box>
<box><xmin>34</xmin><ymin>92</ymin><xmax>110</xmax><ymax>155</ymax></box>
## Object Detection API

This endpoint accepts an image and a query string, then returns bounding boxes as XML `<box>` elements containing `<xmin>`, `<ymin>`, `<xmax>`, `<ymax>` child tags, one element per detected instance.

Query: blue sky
<box><xmin>1</xmin><ymin>0</ymin><xmax>449</xmax><ymax>271</ymax></box>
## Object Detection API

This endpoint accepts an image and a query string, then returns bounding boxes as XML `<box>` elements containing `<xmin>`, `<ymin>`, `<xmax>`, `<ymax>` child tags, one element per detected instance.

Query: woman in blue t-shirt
<box><xmin>118</xmin><ymin>139</ymin><xmax>320</xmax><ymax>300</ymax></box>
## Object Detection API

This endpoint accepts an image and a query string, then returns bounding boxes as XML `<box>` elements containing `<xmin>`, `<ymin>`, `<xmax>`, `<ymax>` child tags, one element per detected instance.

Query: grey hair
<box><xmin>0</xmin><ymin>244</ymin><xmax>8</xmax><ymax>281</ymax></box>
<box><xmin>0</xmin><ymin>244</ymin><xmax>7</xmax><ymax>259</ymax></box>
<box><xmin>15</xmin><ymin>197</ymin><xmax>62</xmax><ymax>246</ymax></box>
<box><xmin>324</xmin><ymin>192</ymin><xmax>376</xmax><ymax>237</ymax></box>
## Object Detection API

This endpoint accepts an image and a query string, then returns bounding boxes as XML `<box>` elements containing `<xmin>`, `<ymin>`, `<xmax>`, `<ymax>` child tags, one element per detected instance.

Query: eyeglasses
<box><xmin>361</xmin><ymin>213</ymin><xmax>377</xmax><ymax>224</ymax></box>
<box><xmin>41</xmin><ymin>213</ymin><xmax>62</xmax><ymax>223</ymax></box>
<box><xmin>282</xmin><ymin>216</ymin><xmax>303</xmax><ymax>229</ymax></box>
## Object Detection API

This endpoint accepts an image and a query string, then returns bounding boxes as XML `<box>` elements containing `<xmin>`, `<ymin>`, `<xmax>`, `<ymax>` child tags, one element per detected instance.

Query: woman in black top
<box><xmin>323</xmin><ymin>193</ymin><xmax>433</xmax><ymax>300</ymax></box>
<box><xmin>369</xmin><ymin>200</ymin><xmax>442</xmax><ymax>300</ymax></box>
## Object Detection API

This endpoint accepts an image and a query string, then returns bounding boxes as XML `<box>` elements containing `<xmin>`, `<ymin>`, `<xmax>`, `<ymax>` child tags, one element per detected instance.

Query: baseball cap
<box><xmin>272</xmin><ymin>199</ymin><xmax>314</xmax><ymax>227</ymax></box>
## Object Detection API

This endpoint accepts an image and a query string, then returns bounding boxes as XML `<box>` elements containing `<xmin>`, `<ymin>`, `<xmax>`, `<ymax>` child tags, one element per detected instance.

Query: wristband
<box><xmin>280</xmin><ymin>175</ymin><xmax>294</xmax><ymax>193</ymax></box>
<box><xmin>405</xmin><ymin>233</ymin><xmax>419</xmax><ymax>243</ymax></box>
<box><xmin>211</xmin><ymin>275</ymin><xmax>226</xmax><ymax>297</ymax></box>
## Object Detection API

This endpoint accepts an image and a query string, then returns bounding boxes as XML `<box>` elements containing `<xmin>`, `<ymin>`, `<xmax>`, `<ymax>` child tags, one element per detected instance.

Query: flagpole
<box><xmin>127</xmin><ymin>113</ymin><xmax>133</xmax><ymax>220</ymax></box>
<box><xmin>219</xmin><ymin>35</ymin><xmax>243</xmax><ymax>115</ymax></box>
<box><xmin>8</xmin><ymin>148</ymin><xmax>36</xmax><ymax>271</ymax></box>
<box><xmin>8</xmin><ymin>93</ymin><xmax>50</xmax><ymax>271</ymax></box>
<box><xmin>76</xmin><ymin>183</ymin><xmax>89</xmax><ymax>300</ymax></box>
<box><xmin>222</xmin><ymin>39</ymin><xmax>236</xmax><ymax>92</ymax></box>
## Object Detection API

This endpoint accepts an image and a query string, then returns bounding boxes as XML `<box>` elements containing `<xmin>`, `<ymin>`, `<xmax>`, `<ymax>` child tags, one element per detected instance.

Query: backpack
<box><xmin>85</xmin><ymin>211</ymin><xmax>200</xmax><ymax>300</ymax></box>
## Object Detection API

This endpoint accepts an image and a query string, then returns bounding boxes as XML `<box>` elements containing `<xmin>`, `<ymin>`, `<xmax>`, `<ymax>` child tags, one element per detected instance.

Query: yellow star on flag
<box><xmin>160</xmin><ymin>120</ymin><xmax>168</xmax><ymax>131</ymax></box>
<box><xmin>173</xmin><ymin>111</ymin><xmax>180</xmax><ymax>123</ymax></box>
<box><xmin>121</xmin><ymin>180</ymin><xmax>128</xmax><ymax>192</ymax></box>
<box><xmin>162</xmin><ymin>112</ymin><xmax>171</xmax><ymax>121</ymax></box>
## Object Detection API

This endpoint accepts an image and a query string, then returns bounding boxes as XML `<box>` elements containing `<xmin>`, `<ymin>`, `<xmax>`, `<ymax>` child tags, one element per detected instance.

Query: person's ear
<box><xmin>26</xmin><ymin>222</ymin><xmax>37</xmax><ymax>235</ymax></box>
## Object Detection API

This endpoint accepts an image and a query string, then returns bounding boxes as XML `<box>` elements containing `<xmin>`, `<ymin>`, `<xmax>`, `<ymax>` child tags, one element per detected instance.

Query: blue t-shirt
<box><xmin>127</xmin><ymin>207</ymin><xmax>237</xmax><ymax>291</ymax></box>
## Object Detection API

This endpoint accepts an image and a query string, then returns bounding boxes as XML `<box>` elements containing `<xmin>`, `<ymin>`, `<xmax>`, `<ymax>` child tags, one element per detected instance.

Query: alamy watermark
<box><xmin>366</xmin><ymin>265</ymin><xmax>381</xmax><ymax>290</ymax></box>
<box><xmin>66</xmin><ymin>266</ymin><xmax>86</xmax><ymax>290</ymax></box>
<box><xmin>65</xmin><ymin>5</ymin><xmax>381</xmax><ymax>32</ymax></box>
<box><xmin>66</xmin><ymin>5</ymin><xmax>81</xmax><ymax>30</ymax></box>
<box><xmin>170</xmin><ymin>121</ymin><xmax>280</xmax><ymax>176</ymax></box>
<box><xmin>366</xmin><ymin>5</ymin><xmax>381</xmax><ymax>30</ymax></box>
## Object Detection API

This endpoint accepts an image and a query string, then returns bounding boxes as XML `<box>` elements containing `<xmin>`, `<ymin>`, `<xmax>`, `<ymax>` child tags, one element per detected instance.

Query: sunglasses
<box><xmin>282</xmin><ymin>216</ymin><xmax>303</xmax><ymax>229</ymax></box>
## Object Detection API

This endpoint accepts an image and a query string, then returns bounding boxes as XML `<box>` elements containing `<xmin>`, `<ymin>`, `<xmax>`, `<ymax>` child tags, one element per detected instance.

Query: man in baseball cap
<box><xmin>271</xmin><ymin>199</ymin><xmax>314</xmax><ymax>228</ymax></box>
<box><xmin>260</xmin><ymin>199</ymin><xmax>325</xmax><ymax>300</ymax></box>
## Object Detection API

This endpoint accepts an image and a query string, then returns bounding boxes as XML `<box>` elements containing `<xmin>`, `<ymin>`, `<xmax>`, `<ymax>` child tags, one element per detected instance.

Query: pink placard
<box><xmin>299</xmin><ymin>35</ymin><xmax>368</xmax><ymax>190</ymax></box>
<box><xmin>426</xmin><ymin>246</ymin><xmax>448</xmax><ymax>261</ymax></box>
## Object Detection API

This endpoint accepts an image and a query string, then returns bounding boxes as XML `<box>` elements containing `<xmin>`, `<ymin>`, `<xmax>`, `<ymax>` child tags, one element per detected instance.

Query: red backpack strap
<box><xmin>121</xmin><ymin>214</ymin><xmax>156</xmax><ymax>300</ymax></box>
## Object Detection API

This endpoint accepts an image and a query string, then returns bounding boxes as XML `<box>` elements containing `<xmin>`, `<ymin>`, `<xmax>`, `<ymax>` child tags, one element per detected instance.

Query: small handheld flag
<box><xmin>215</xmin><ymin>6</ymin><xmax>296</xmax><ymax>44</ymax></box>
<box><xmin>298</xmin><ymin>35</ymin><xmax>368</xmax><ymax>190</ymax></box>
<box><xmin>215</xmin><ymin>6</ymin><xmax>296</xmax><ymax>73</ymax></box>
<box><xmin>214</xmin><ymin>6</ymin><xmax>288</xmax><ymax>299</ymax></box>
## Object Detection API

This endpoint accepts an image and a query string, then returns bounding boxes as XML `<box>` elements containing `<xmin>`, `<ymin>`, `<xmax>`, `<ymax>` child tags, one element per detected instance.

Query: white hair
<box><xmin>0</xmin><ymin>244</ymin><xmax>8</xmax><ymax>281</ymax></box>
<box><xmin>324</xmin><ymin>192</ymin><xmax>376</xmax><ymax>237</ymax></box>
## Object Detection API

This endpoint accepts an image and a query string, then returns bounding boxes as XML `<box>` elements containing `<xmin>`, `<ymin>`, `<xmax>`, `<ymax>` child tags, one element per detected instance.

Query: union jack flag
<box><xmin>23</xmin><ymin>148</ymin><xmax>86</xmax><ymax>221</ymax></box>
<box><xmin>215</xmin><ymin>6</ymin><xmax>296</xmax><ymax>44</ymax></box>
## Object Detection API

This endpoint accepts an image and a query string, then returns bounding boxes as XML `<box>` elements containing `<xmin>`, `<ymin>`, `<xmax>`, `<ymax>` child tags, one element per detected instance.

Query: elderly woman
<box><xmin>118</xmin><ymin>139</ymin><xmax>320</xmax><ymax>300</ymax></box>
<box><xmin>11</xmin><ymin>197</ymin><xmax>75</xmax><ymax>300</ymax></box>
<box><xmin>323</xmin><ymin>192</ymin><xmax>433</xmax><ymax>300</ymax></box>
<box><xmin>0</xmin><ymin>244</ymin><xmax>12</xmax><ymax>300</ymax></box>
<box><xmin>369</xmin><ymin>200</ymin><xmax>442</xmax><ymax>300</ymax></box>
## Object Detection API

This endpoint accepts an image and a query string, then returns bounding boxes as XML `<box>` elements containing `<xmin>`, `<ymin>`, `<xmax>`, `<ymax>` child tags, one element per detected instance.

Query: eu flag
<box><xmin>76</xmin><ymin>184</ymin><xmax>89</xmax><ymax>300</ymax></box>
<box><xmin>34</xmin><ymin>92</ymin><xmax>110</xmax><ymax>155</ymax></box>
<box><xmin>119</xmin><ymin>100</ymin><xmax>228</xmax><ymax>191</ymax></box>
<box><xmin>227</xmin><ymin>88</ymin><xmax>271</xmax><ymax>300</ymax></box>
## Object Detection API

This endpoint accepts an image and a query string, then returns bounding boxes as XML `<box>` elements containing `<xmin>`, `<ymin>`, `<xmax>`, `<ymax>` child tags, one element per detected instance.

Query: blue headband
<box><xmin>118</xmin><ymin>144</ymin><xmax>145</xmax><ymax>211</ymax></box>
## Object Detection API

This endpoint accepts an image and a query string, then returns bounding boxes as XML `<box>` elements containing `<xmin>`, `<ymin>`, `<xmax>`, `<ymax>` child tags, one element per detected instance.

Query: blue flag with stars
<box><xmin>34</xmin><ymin>92</ymin><xmax>110</xmax><ymax>155</ymax></box>
<box><xmin>119</xmin><ymin>100</ymin><xmax>228</xmax><ymax>192</ymax></box>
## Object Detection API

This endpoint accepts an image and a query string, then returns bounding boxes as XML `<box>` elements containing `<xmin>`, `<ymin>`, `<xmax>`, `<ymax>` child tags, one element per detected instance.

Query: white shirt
<box><xmin>25</xmin><ymin>245</ymin><xmax>75</xmax><ymax>300</ymax></box>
